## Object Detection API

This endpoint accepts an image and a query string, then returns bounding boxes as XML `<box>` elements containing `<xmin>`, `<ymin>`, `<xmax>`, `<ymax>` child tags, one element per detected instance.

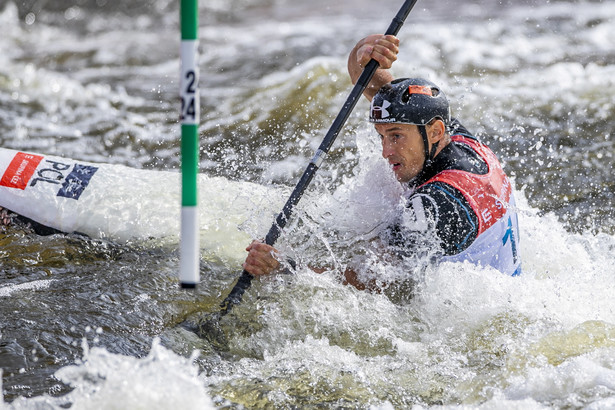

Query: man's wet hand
<box><xmin>242</xmin><ymin>240</ymin><xmax>281</xmax><ymax>276</ymax></box>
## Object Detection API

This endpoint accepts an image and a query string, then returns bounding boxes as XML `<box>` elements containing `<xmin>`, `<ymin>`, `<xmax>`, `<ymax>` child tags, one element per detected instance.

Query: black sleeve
<box><xmin>449</xmin><ymin>118</ymin><xmax>473</xmax><ymax>139</ymax></box>
<box><xmin>383</xmin><ymin>181</ymin><xmax>479</xmax><ymax>259</ymax></box>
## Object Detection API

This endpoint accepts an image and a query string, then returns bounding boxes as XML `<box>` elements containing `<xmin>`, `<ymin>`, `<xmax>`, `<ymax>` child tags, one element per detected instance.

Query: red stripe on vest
<box><xmin>421</xmin><ymin>135</ymin><xmax>512</xmax><ymax>234</ymax></box>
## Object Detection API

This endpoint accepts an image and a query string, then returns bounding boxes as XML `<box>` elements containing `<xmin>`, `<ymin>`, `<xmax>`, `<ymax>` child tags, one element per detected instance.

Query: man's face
<box><xmin>375</xmin><ymin>122</ymin><xmax>425</xmax><ymax>183</ymax></box>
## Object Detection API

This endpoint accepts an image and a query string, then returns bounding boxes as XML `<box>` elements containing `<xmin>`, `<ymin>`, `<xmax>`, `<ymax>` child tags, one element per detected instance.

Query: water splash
<box><xmin>5</xmin><ymin>338</ymin><xmax>216</xmax><ymax>409</ymax></box>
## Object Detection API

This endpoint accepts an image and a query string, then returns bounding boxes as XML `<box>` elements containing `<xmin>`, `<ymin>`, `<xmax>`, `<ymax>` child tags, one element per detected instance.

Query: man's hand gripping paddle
<box><xmin>189</xmin><ymin>0</ymin><xmax>420</xmax><ymax>345</ymax></box>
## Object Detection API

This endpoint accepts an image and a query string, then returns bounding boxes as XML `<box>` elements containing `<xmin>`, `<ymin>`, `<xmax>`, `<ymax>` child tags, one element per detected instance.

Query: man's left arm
<box><xmin>347</xmin><ymin>34</ymin><xmax>399</xmax><ymax>101</ymax></box>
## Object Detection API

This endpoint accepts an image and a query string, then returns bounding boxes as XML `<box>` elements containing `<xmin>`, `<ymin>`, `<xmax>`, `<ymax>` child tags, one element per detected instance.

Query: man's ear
<box><xmin>428</xmin><ymin>119</ymin><xmax>446</xmax><ymax>143</ymax></box>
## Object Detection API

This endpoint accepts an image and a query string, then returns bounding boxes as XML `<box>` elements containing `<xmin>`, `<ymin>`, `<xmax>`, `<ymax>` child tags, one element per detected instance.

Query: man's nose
<box><xmin>381</xmin><ymin>138</ymin><xmax>394</xmax><ymax>158</ymax></box>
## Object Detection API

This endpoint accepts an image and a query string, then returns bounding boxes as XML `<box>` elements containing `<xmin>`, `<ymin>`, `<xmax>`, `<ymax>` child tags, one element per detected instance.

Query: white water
<box><xmin>5</xmin><ymin>339</ymin><xmax>216</xmax><ymax>409</ymax></box>
<box><xmin>5</xmin><ymin>134</ymin><xmax>615</xmax><ymax>408</ymax></box>
<box><xmin>1</xmin><ymin>0</ymin><xmax>615</xmax><ymax>408</ymax></box>
<box><xmin>5</xmin><ymin>202</ymin><xmax>615</xmax><ymax>408</ymax></box>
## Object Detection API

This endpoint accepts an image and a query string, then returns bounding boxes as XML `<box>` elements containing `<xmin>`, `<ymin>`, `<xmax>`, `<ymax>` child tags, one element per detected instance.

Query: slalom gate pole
<box><xmin>179</xmin><ymin>0</ymin><xmax>200</xmax><ymax>288</ymax></box>
<box><xmin>218</xmin><ymin>0</ymin><xmax>420</xmax><ymax>313</ymax></box>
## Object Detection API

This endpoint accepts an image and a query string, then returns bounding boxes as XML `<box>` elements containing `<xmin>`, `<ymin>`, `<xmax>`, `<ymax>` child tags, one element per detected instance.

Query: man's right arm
<box><xmin>243</xmin><ymin>241</ymin><xmax>381</xmax><ymax>292</ymax></box>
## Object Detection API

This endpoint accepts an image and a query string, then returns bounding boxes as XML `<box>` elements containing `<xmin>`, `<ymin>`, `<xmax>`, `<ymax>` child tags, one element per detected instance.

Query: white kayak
<box><xmin>0</xmin><ymin>148</ymin><xmax>279</xmax><ymax>263</ymax></box>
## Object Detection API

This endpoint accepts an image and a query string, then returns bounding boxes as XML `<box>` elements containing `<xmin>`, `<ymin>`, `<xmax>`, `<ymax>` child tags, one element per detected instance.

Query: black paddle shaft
<box><xmin>219</xmin><ymin>0</ymin><xmax>419</xmax><ymax>315</ymax></box>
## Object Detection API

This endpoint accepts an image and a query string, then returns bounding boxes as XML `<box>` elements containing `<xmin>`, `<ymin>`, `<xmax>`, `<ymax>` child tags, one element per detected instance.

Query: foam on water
<box><xmin>0</xmin><ymin>280</ymin><xmax>54</xmax><ymax>298</ymax></box>
<box><xmin>3</xmin><ymin>167</ymin><xmax>615</xmax><ymax>405</ymax></box>
<box><xmin>170</xmin><ymin>171</ymin><xmax>615</xmax><ymax>407</ymax></box>
<box><xmin>4</xmin><ymin>339</ymin><xmax>216</xmax><ymax>409</ymax></box>
<box><xmin>188</xmin><ymin>215</ymin><xmax>615</xmax><ymax>408</ymax></box>
<box><xmin>2</xmin><ymin>0</ymin><xmax>615</xmax><ymax>407</ymax></box>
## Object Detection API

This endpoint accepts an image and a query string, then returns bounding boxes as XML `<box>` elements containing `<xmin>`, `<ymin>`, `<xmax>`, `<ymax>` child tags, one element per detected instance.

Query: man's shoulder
<box><xmin>449</xmin><ymin>118</ymin><xmax>478</xmax><ymax>140</ymax></box>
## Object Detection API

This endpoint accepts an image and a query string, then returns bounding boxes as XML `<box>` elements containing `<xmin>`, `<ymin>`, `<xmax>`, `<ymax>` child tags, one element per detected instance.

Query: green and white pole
<box><xmin>179</xmin><ymin>0</ymin><xmax>200</xmax><ymax>288</ymax></box>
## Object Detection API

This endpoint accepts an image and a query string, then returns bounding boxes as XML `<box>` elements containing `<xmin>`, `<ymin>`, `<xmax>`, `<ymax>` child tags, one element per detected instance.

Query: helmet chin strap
<box><xmin>418</xmin><ymin>125</ymin><xmax>439</xmax><ymax>169</ymax></box>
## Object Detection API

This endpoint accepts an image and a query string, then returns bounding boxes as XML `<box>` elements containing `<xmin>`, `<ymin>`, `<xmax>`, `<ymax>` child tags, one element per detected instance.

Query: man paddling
<box><xmin>243</xmin><ymin>34</ymin><xmax>521</xmax><ymax>288</ymax></box>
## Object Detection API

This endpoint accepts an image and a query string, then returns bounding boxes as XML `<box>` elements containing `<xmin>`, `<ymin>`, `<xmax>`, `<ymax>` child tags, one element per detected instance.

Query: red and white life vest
<box><xmin>423</xmin><ymin>135</ymin><xmax>521</xmax><ymax>276</ymax></box>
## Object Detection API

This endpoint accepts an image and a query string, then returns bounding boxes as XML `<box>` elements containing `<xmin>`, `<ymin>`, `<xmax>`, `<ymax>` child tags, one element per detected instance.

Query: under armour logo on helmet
<box><xmin>370</xmin><ymin>99</ymin><xmax>391</xmax><ymax>120</ymax></box>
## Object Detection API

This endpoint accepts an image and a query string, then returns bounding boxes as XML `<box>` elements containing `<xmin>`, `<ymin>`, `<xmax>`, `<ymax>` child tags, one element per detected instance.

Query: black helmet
<box><xmin>369</xmin><ymin>78</ymin><xmax>450</xmax><ymax>126</ymax></box>
<box><xmin>370</xmin><ymin>78</ymin><xmax>452</xmax><ymax>175</ymax></box>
